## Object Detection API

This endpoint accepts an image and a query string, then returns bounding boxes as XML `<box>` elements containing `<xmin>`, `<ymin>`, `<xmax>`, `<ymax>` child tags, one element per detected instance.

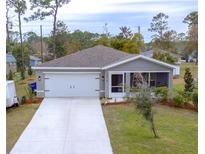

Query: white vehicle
<box><xmin>6</xmin><ymin>80</ymin><xmax>19</xmax><ymax>107</ymax></box>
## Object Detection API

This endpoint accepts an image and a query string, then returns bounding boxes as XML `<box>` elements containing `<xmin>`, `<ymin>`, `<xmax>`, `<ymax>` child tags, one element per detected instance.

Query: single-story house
<box><xmin>30</xmin><ymin>55</ymin><xmax>41</xmax><ymax>67</ymax></box>
<box><xmin>6</xmin><ymin>53</ymin><xmax>16</xmax><ymax>75</ymax></box>
<box><xmin>33</xmin><ymin>45</ymin><xmax>176</xmax><ymax>99</ymax></box>
<box><xmin>141</xmin><ymin>49</ymin><xmax>181</xmax><ymax>76</ymax></box>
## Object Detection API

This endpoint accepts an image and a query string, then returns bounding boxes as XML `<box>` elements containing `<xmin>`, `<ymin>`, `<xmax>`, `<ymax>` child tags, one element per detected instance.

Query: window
<box><xmin>111</xmin><ymin>74</ymin><xmax>123</xmax><ymax>93</ymax></box>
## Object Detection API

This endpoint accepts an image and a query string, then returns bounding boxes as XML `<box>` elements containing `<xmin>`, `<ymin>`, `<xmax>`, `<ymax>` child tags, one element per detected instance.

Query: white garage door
<box><xmin>44</xmin><ymin>73</ymin><xmax>100</xmax><ymax>97</ymax></box>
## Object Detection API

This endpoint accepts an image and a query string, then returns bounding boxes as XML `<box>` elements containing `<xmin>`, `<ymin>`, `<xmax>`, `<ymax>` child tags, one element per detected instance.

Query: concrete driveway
<box><xmin>11</xmin><ymin>98</ymin><xmax>113</xmax><ymax>154</ymax></box>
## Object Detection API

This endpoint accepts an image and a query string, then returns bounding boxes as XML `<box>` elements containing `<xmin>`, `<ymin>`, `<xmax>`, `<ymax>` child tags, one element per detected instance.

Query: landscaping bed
<box><xmin>161</xmin><ymin>100</ymin><xmax>197</xmax><ymax>112</ymax></box>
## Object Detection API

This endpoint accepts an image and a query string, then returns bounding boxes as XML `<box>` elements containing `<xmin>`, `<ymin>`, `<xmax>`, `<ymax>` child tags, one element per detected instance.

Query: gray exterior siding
<box><xmin>35</xmin><ymin>58</ymin><xmax>174</xmax><ymax>98</ymax></box>
<box><xmin>107</xmin><ymin>58</ymin><xmax>172</xmax><ymax>72</ymax></box>
<box><xmin>104</xmin><ymin>58</ymin><xmax>173</xmax><ymax>98</ymax></box>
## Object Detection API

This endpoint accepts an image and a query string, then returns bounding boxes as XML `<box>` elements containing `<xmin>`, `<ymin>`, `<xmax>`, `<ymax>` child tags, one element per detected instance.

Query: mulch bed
<box><xmin>104</xmin><ymin>100</ymin><xmax>197</xmax><ymax>112</ymax></box>
<box><xmin>104</xmin><ymin>101</ymin><xmax>130</xmax><ymax>106</ymax></box>
<box><xmin>161</xmin><ymin>100</ymin><xmax>197</xmax><ymax>112</ymax></box>
<box><xmin>24</xmin><ymin>97</ymin><xmax>43</xmax><ymax>104</ymax></box>
<box><xmin>33</xmin><ymin>97</ymin><xmax>44</xmax><ymax>104</ymax></box>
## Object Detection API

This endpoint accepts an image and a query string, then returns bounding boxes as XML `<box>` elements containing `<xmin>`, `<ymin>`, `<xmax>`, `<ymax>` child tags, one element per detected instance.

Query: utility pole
<box><xmin>40</xmin><ymin>25</ymin><xmax>43</xmax><ymax>63</ymax></box>
<box><xmin>138</xmin><ymin>26</ymin><xmax>141</xmax><ymax>34</ymax></box>
<box><xmin>103</xmin><ymin>23</ymin><xmax>109</xmax><ymax>37</ymax></box>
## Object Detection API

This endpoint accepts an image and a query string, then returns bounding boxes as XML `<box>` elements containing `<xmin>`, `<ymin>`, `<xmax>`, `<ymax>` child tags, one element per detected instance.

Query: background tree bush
<box><xmin>28</xmin><ymin>65</ymin><xmax>33</xmax><ymax>76</ymax></box>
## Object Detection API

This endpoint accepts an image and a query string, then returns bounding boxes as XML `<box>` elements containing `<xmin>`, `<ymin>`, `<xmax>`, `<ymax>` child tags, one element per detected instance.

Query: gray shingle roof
<box><xmin>37</xmin><ymin>45</ymin><xmax>136</xmax><ymax>67</ymax></box>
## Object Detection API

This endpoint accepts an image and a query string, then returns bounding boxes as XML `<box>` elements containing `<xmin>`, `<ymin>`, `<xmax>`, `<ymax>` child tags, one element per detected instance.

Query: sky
<box><xmin>10</xmin><ymin>0</ymin><xmax>198</xmax><ymax>42</ymax></box>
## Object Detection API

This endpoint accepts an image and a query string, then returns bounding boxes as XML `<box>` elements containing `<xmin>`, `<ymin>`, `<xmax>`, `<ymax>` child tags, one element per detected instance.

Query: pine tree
<box><xmin>184</xmin><ymin>68</ymin><xmax>194</xmax><ymax>92</ymax></box>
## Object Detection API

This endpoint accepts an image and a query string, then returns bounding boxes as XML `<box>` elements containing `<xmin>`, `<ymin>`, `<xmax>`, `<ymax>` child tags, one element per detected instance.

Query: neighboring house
<box><xmin>33</xmin><ymin>45</ymin><xmax>175</xmax><ymax>99</ymax></box>
<box><xmin>141</xmin><ymin>49</ymin><xmax>182</xmax><ymax>60</ymax></box>
<box><xmin>30</xmin><ymin>55</ymin><xmax>41</xmax><ymax>67</ymax></box>
<box><xmin>6</xmin><ymin>53</ymin><xmax>16</xmax><ymax>75</ymax></box>
<box><xmin>141</xmin><ymin>49</ymin><xmax>181</xmax><ymax>76</ymax></box>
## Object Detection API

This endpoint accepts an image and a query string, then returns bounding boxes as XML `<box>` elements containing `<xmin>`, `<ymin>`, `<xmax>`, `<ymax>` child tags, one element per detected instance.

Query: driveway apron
<box><xmin>10</xmin><ymin>98</ymin><xmax>113</xmax><ymax>154</ymax></box>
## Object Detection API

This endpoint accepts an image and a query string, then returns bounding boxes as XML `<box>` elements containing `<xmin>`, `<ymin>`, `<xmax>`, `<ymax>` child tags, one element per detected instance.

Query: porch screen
<box><xmin>111</xmin><ymin>74</ymin><xmax>123</xmax><ymax>93</ymax></box>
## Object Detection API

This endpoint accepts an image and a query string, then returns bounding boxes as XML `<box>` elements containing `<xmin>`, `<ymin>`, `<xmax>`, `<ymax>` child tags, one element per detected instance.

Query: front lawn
<box><xmin>7</xmin><ymin>104</ymin><xmax>40</xmax><ymax>153</ymax></box>
<box><xmin>103</xmin><ymin>104</ymin><xmax>197</xmax><ymax>154</ymax></box>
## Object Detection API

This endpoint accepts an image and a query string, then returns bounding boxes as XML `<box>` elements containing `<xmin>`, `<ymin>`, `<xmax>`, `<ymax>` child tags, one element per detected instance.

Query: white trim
<box><xmin>36</xmin><ymin>90</ymin><xmax>44</xmax><ymax>93</ymax></box>
<box><xmin>32</xmin><ymin>67</ymin><xmax>101</xmax><ymax>70</ymax></box>
<box><xmin>102</xmin><ymin>55</ymin><xmax>176</xmax><ymax>70</ymax></box>
<box><xmin>108</xmin><ymin>70</ymin><xmax>170</xmax><ymax>73</ymax></box>
<box><xmin>43</xmin><ymin>72</ymin><xmax>101</xmax><ymax>74</ymax></box>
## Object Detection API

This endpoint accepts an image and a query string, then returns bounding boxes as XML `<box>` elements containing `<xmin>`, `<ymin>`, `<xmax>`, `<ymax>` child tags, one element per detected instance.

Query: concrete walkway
<box><xmin>11</xmin><ymin>98</ymin><xmax>113</xmax><ymax>154</ymax></box>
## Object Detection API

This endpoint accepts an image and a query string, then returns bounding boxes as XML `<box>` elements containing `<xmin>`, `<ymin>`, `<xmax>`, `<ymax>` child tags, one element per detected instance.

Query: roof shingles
<box><xmin>37</xmin><ymin>45</ymin><xmax>136</xmax><ymax>67</ymax></box>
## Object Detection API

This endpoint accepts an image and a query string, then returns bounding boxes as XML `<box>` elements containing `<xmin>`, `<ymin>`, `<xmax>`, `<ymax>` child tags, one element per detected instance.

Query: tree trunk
<box><xmin>6</xmin><ymin>6</ymin><xmax>10</xmax><ymax>53</ymax></box>
<box><xmin>53</xmin><ymin>0</ymin><xmax>59</xmax><ymax>59</ymax></box>
<box><xmin>150</xmin><ymin>113</ymin><xmax>159</xmax><ymax>138</ymax></box>
<box><xmin>18</xmin><ymin>11</ymin><xmax>24</xmax><ymax>70</ymax></box>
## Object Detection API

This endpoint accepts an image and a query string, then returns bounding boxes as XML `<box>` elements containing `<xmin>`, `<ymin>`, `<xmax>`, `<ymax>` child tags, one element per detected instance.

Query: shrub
<box><xmin>154</xmin><ymin>87</ymin><xmax>168</xmax><ymax>102</ymax></box>
<box><xmin>25</xmin><ymin>86</ymin><xmax>34</xmax><ymax>101</ymax></box>
<box><xmin>184</xmin><ymin>68</ymin><xmax>194</xmax><ymax>92</ymax></box>
<box><xmin>173</xmin><ymin>95</ymin><xmax>185</xmax><ymax>106</ymax></box>
<box><xmin>192</xmin><ymin>91</ymin><xmax>198</xmax><ymax>109</ymax></box>
<box><xmin>177</xmin><ymin>90</ymin><xmax>192</xmax><ymax>104</ymax></box>
<box><xmin>21</xmin><ymin>96</ymin><xmax>26</xmax><ymax>104</ymax></box>
<box><xmin>28</xmin><ymin>65</ymin><xmax>33</xmax><ymax>76</ymax></box>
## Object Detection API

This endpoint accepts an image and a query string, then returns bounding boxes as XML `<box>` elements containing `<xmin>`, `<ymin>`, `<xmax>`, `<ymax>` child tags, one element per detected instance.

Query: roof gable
<box><xmin>102</xmin><ymin>55</ymin><xmax>176</xmax><ymax>70</ymax></box>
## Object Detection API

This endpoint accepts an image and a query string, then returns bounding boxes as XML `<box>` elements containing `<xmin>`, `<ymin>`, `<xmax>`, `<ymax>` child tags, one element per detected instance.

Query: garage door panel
<box><xmin>44</xmin><ymin>73</ymin><xmax>100</xmax><ymax>97</ymax></box>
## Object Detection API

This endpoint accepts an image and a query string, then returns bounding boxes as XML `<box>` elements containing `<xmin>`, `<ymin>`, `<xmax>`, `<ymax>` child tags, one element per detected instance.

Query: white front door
<box><xmin>44</xmin><ymin>73</ymin><xmax>100</xmax><ymax>97</ymax></box>
<box><xmin>109</xmin><ymin>72</ymin><xmax>126</xmax><ymax>98</ymax></box>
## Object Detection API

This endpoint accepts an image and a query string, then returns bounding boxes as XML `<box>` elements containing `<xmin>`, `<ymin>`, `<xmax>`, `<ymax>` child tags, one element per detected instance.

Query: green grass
<box><xmin>103</xmin><ymin>104</ymin><xmax>197</xmax><ymax>154</ymax></box>
<box><xmin>6</xmin><ymin>104</ymin><xmax>40</xmax><ymax>153</ymax></box>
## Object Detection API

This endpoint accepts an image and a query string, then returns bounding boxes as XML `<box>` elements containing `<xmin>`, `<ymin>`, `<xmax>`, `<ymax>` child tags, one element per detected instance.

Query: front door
<box><xmin>109</xmin><ymin>72</ymin><xmax>125</xmax><ymax>98</ymax></box>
